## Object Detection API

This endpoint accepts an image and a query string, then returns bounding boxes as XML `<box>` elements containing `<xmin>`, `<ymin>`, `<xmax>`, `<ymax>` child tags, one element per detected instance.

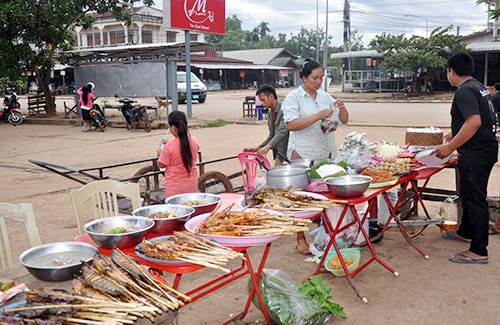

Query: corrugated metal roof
<box><xmin>192</xmin><ymin>63</ymin><xmax>289</xmax><ymax>70</ymax></box>
<box><xmin>465</xmin><ymin>41</ymin><xmax>500</xmax><ymax>52</ymax></box>
<box><xmin>67</xmin><ymin>42</ymin><xmax>216</xmax><ymax>55</ymax></box>
<box><xmin>330</xmin><ymin>50</ymin><xmax>382</xmax><ymax>59</ymax></box>
<box><xmin>223</xmin><ymin>48</ymin><xmax>297</xmax><ymax>65</ymax></box>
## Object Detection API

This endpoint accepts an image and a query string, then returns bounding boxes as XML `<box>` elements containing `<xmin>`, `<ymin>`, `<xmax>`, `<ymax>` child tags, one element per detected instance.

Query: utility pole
<box><xmin>323</xmin><ymin>0</ymin><xmax>329</xmax><ymax>91</ymax></box>
<box><xmin>316</xmin><ymin>0</ymin><xmax>319</xmax><ymax>62</ymax></box>
<box><xmin>342</xmin><ymin>0</ymin><xmax>351</xmax><ymax>92</ymax></box>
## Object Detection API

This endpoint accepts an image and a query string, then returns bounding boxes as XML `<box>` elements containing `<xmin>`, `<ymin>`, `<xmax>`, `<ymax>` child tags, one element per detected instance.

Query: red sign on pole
<box><xmin>239</xmin><ymin>70</ymin><xmax>245</xmax><ymax>78</ymax></box>
<box><xmin>165</xmin><ymin>0</ymin><xmax>226</xmax><ymax>35</ymax></box>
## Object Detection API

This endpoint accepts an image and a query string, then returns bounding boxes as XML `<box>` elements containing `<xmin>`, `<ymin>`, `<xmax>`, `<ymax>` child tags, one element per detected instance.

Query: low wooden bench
<box><xmin>27</xmin><ymin>93</ymin><xmax>56</xmax><ymax>116</ymax></box>
<box><xmin>242</xmin><ymin>96</ymin><xmax>255</xmax><ymax>118</ymax></box>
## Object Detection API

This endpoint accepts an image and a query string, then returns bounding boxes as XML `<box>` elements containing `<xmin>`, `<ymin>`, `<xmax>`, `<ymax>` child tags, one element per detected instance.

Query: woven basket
<box><xmin>405</xmin><ymin>131</ymin><xmax>443</xmax><ymax>146</ymax></box>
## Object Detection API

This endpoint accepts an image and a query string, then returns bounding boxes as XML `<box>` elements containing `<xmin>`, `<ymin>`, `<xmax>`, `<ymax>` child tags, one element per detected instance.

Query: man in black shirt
<box><xmin>434</xmin><ymin>52</ymin><xmax>498</xmax><ymax>263</ymax></box>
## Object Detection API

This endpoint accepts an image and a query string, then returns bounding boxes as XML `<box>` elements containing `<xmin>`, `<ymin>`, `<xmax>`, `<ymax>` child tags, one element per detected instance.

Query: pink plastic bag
<box><xmin>306</xmin><ymin>179</ymin><xmax>329</xmax><ymax>193</ymax></box>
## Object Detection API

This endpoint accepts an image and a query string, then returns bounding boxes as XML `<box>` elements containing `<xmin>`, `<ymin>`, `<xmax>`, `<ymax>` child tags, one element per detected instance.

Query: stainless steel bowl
<box><xmin>132</xmin><ymin>204</ymin><xmax>195</xmax><ymax>233</ymax></box>
<box><xmin>165</xmin><ymin>193</ymin><xmax>222</xmax><ymax>216</ymax></box>
<box><xmin>324</xmin><ymin>175</ymin><xmax>372</xmax><ymax>198</ymax></box>
<box><xmin>19</xmin><ymin>242</ymin><xmax>98</xmax><ymax>282</ymax></box>
<box><xmin>84</xmin><ymin>216</ymin><xmax>154</xmax><ymax>249</ymax></box>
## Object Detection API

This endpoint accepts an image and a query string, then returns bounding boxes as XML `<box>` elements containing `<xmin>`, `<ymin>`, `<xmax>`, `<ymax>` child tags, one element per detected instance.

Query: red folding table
<box><xmin>74</xmin><ymin>193</ymin><xmax>277</xmax><ymax>324</ymax></box>
<box><xmin>311</xmin><ymin>162</ymin><xmax>455</xmax><ymax>303</ymax></box>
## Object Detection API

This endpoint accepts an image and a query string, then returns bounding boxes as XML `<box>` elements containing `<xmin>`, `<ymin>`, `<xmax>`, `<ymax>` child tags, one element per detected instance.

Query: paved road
<box><xmin>17</xmin><ymin>88</ymin><xmax>453</xmax><ymax>129</ymax></box>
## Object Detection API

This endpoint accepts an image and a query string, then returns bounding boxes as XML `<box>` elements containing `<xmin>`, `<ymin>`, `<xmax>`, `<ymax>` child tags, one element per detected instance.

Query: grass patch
<box><xmin>206</xmin><ymin>120</ymin><xmax>231</xmax><ymax>128</ymax></box>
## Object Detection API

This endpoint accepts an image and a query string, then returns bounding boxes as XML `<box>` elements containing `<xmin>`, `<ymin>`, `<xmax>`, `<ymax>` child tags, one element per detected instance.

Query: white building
<box><xmin>73</xmin><ymin>6</ymin><xmax>204</xmax><ymax>49</ymax></box>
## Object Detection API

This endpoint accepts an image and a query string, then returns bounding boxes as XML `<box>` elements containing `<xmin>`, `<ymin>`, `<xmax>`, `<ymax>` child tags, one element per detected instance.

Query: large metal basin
<box><xmin>84</xmin><ymin>216</ymin><xmax>154</xmax><ymax>249</ymax></box>
<box><xmin>324</xmin><ymin>175</ymin><xmax>372</xmax><ymax>198</ymax></box>
<box><xmin>19</xmin><ymin>242</ymin><xmax>98</xmax><ymax>282</ymax></box>
<box><xmin>165</xmin><ymin>193</ymin><xmax>222</xmax><ymax>216</ymax></box>
<box><xmin>132</xmin><ymin>204</ymin><xmax>195</xmax><ymax>234</ymax></box>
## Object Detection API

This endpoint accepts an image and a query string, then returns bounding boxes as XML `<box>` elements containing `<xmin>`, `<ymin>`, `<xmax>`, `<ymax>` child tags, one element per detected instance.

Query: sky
<box><xmin>154</xmin><ymin>0</ymin><xmax>493</xmax><ymax>47</ymax></box>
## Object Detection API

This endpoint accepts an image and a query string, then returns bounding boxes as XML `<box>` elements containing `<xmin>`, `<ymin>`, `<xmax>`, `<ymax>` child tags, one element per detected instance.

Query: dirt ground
<box><xmin>1</xmin><ymin>89</ymin><xmax>499</xmax><ymax>324</ymax></box>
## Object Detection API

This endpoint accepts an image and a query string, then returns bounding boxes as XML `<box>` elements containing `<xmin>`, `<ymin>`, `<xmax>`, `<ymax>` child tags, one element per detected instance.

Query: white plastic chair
<box><xmin>0</xmin><ymin>203</ymin><xmax>42</xmax><ymax>270</ymax></box>
<box><xmin>70</xmin><ymin>180</ymin><xmax>142</xmax><ymax>235</ymax></box>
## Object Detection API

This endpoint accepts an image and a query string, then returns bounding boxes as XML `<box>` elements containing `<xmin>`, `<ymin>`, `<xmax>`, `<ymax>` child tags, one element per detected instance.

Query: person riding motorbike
<box><xmin>77</xmin><ymin>82</ymin><xmax>96</xmax><ymax>132</ymax></box>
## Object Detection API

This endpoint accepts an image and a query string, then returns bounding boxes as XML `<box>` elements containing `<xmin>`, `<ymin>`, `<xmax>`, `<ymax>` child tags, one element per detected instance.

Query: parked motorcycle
<box><xmin>116</xmin><ymin>96</ymin><xmax>152</xmax><ymax>132</ymax></box>
<box><xmin>89</xmin><ymin>102</ymin><xmax>107</xmax><ymax>132</ymax></box>
<box><xmin>1</xmin><ymin>92</ymin><xmax>24</xmax><ymax>126</ymax></box>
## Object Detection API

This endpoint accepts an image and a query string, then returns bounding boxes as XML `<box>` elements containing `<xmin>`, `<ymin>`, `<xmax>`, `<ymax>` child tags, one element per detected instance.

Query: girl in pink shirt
<box><xmin>158</xmin><ymin>111</ymin><xmax>200</xmax><ymax>197</ymax></box>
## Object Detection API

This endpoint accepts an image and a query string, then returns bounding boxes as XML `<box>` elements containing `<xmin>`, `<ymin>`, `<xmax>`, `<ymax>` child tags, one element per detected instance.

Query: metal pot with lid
<box><xmin>277</xmin><ymin>152</ymin><xmax>313</xmax><ymax>169</ymax></box>
<box><xmin>265</xmin><ymin>165</ymin><xmax>310</xmax><ymax>190</ymax></box>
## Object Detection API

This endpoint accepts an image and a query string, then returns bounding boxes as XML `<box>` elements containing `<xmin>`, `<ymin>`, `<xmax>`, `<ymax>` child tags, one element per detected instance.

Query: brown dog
<box><xmin>155</xmin><ymin>96</ymin><xmax>167</xmax><ymax>118</ymax></box>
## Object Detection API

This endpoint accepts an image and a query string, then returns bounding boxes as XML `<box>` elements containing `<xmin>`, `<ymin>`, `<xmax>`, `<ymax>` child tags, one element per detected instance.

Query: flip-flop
<box><xmin>489</xmin><ymin>224</ymin><xmax>500</xmax><ymax>235</ymax></box>
<box><xmin>296</xmin><ymin>246</ymin><xmax>313</xmax><ymax>256</ymax></box>
<box><xmin>441</xmin><ymin>230</ymin><xmax>471</xmax><ymax>243</ymax></box>
<box><xmin>449</xmin><ymin>252</ymin><xmax>489</xmax><ymax>264</ymax></box>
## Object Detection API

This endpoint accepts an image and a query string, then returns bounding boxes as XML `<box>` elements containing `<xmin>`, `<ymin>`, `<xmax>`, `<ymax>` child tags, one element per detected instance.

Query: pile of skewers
<box><xmin>245</xmin><ymin>188</ymin><xmax>336</xmax><ymax>211</ymax></box>
<box><xmin>1</xmin><ymin>248</ymin><xmax>188</xmax><ymax>324</ymax></box>
<box><xmin>1</xmin><ymin>288</ymin><xmax>162</xmax><ymax>325</ymax></box>
<box><xmin>195</xmin><ymin>208</ymin><xmax>311</xmax><ymax>237</ymax></box>
<box><xmin>137</xmin><ymin>231</ymin><xmax>243</xmax><ymax>273</ymax></box>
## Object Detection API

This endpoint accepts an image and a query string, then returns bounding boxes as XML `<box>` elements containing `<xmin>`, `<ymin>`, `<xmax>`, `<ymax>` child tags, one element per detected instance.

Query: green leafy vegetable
<box><xmin>297</xmin><ymin>275</ymin><xmax>347</xmax><ymax>319</ymax></box>
<box><xmin>107</xmin><ymin>227</ymin><xmax>127</xmax><ymax>234</ymax></box>
<box><xmin>249</xmin><ymin>269</ymin><xmax>331</xmax><ymax>325</ymax></box>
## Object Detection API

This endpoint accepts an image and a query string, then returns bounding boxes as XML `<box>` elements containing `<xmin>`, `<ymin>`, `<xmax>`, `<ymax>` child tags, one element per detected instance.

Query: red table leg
<box><xmin>311</xmin><ymin>201</ymin><xmax>398</xmax><ymax>303</ymax></box>
<box><xmin>222</xmin><ymin>243</ymin><xmax>272</xmax><ymax>324</ymax></box>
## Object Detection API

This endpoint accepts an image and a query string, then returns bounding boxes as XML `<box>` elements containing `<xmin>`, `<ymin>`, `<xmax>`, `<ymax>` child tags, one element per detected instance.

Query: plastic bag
<box><xmin>320</xmin><ymin>106</ymin><xmax>339</xmax><ymax>133</ymax></box>
<box><xmin>249</xmin><ymin>269</ymin><xmax>331</xmax><ymax>325</ymax></box>
<box><xmin>343</xmin><ymin>146</ymin><xmax>371</xmax><ymax>173</ymax></box>
<box><xmin>309</xmin><ymin>225</ymin><xmax>331</xmax><ymax>255</ymax></box>
<box><xmin>309</xmin><ymin>222</ymin><xmax>350</xmax><ymax>256</ymax></box>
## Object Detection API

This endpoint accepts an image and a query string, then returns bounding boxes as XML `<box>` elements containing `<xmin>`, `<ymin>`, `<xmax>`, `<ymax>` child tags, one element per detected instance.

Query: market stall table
<box><xmin>311</xmin><ymin>162</ymin><xmax>456</xmax><ymax>302</ymax></box>
<box><xmin>0</xmin><ymin>265</ymin><xmax>178</xmax><ymax>324</ymax></box>
<box><xmin>74</xmin><ymin>192</ymin><xmax>277</xmax><ymax>324</ymax></box>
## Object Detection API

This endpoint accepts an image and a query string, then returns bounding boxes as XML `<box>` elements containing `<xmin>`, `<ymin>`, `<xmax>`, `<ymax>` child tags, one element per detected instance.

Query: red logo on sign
<box><xmin>169</xmin><ymin>0</ymin><xmax>226</xmax><ymax>35</ymax></box>
<box><xmin>185</xmin><ymin>0</ymin><xmax>214</xmax><ymax>24</ymax></box>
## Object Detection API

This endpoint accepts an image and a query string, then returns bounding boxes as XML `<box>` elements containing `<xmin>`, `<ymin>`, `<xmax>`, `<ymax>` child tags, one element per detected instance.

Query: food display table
<box><xmin>0</xmin><ymin>265</ymin><xmax>178</xmax><ymax>324</ymax></box>
<box><xmin>74</xmin><ymin>193</ymin><xmax>276</xmax><ymax>323</ymax></box>
<box><xmin>311</xmin><ymin>161</ymin><xmax>456</xmax><ymax>303</ymax></box>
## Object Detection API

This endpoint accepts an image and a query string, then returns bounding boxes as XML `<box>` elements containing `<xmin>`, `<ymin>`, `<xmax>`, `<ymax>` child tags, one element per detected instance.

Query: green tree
<box><xmin>205</xmin><ymin>15</ymin><xmax>243</xmax><ymax>46</ymax></box>
<box><xmin>283</xmin><ymin>26</ymin><xmax>329</xmax><ymax>61</ymax></box>
<box><xmin>0</xmin><ymin>0</ymin><xmax>153</xmax><ymax>114</ymax></box>
<box><xmin>476</xmin><ymin>0</ymin><xmax>500</xmax><ymax>19</ymax></box>
<box><xmin>369</xmin><ymin>26</ymin><xmax>466</xmax><ymax>76</ymax></box>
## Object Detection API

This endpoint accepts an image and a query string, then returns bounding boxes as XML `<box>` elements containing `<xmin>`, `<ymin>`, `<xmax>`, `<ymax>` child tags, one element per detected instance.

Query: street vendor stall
<box><xmin>306</xmin><ymin>159</ymin><xmax>457</xmax><ymax>303</ymax></box>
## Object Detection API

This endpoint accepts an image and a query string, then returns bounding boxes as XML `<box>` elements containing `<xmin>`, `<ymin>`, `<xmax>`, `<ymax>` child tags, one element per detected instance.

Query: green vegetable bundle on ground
<box><xmin>249</xmin><ymin>269</ymin><xmax>345</xmax><ymax>324</ymax></box>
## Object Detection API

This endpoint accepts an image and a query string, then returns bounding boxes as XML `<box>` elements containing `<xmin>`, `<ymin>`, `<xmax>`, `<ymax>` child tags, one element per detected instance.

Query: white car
<box><xmin>176</xmin><ymin>72</ymin><xmax>207</xmax><ymax>103</ymax></box>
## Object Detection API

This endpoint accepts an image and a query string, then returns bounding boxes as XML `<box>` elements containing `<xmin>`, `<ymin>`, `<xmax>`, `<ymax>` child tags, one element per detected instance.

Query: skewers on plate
<box><xmin>136</xmin><ymin>232</ymin><xmax>243</xmax><ymax>272</ymax></box>
<box><xmin>195</xmin><ymin>208</ymin><xmax>311</xmax><ymax>237</ymax></box>
<box><xmin>244</xmin><ymin>188</ymin><xmax>336</xmax><ymax>212</ymax></box>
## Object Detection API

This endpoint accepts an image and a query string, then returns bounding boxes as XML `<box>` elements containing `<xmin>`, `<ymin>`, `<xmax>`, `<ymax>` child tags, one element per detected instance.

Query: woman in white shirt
<box><xmin>282</xmin><ymin>58</ymin><xmax>349</xmax><ymax>162</ymax></box>
<box><xmin>282</xmin><ymin>58</ymin><xmax>349</xmax><ymax>255</ymax></box>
